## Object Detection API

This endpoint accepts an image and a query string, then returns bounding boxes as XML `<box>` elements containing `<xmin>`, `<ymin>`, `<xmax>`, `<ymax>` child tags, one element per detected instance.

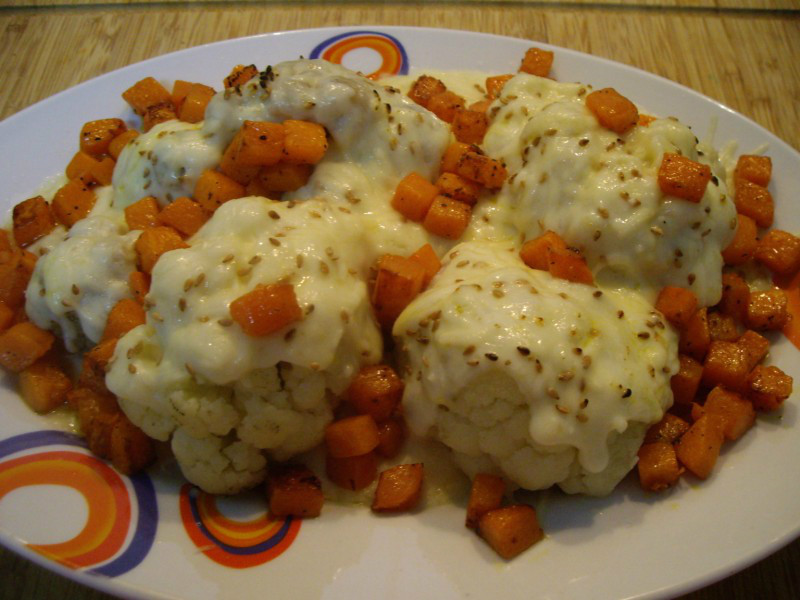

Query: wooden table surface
<box><xmin>0</xmin><ymin>1</ymin><xmax>798</xmax><ymax>599</ymax></box>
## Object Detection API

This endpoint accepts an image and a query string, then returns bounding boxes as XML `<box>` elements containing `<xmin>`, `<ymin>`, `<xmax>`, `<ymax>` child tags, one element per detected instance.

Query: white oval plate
<box><xmin>0</xmin><ymin>26</ymin><xmax>798</xmax><ymax>600</ymax></box>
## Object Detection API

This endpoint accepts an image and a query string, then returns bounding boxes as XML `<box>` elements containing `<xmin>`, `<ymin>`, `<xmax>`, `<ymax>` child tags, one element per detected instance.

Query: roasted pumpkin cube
<box><xmin>721</xmin><ymin>214</ymin><xmax>758</xmax><ymax>266</ymax></box>
<box><xmin>670</xmin><ymin>354</ymin><xmax>703</xmax><ymax>405</ymax></box>
<box><xmin>455</xmin><ymin>151</ymin><xmax>507</xmax><ymax>190</ymax></box>
<box><xmin>702</xmin><ymin>386</ymin><xmax>755</xmax><ymax>441</ymax></box>
<box><xmin>326</xmin><ymin>452</ymin><xmax>377</xmax><ymax>491</ymax></box>
<box><xmin>371</xmin><ymin>254</ymin><xmax>426</xmax><ymax>328</ymax></box>
<box><xmin>737</xmin><ymin>329</ymin><xmax>769</xmax><ymax>371</ymax></box>
<box><xmin>734</xmin><ymin>178</ymin><xmax>773</xmax><ymax>228</ymax></box>
<box><xmin>466</xmin><ymin>473</ymin><xmax>505</xmax><ymax>529</ymax></box>
<box><xmin>754</xmin><ymin>230</ymin><xmax>800</xmax><ymax>276</ymax></box>
<box><xmin>734</xmin><ymin>155</ymin><xmax>771</xmax><ymax>187</ymax></box>
<box><xmin>644</xmin><ymin>413</ymin><xmax>690</xmax><ymax>444</ymax></box>
<box><xmin>435</xmin><ymin>172</ymin><xmax>480</xmax><ymax>205</ymax></box>
<box><xmin>347</xmin><ymin>364</ymin><xmax>404</xmax><ymax>422</ymax></box>
<box><xmin>372</xmin><ymin>463</ymin><xmax>424</xmax><ymax>513</ymax></box>
<box><xmin>0</xmin><ymin>322</ymin><xmax>55</xmax><ymax>373</ymax></box>
<box><xmin>423</xmin><ymin>197</ymin><xmax>472</xmax><ymax>240</ymax></box>
<box><xmin>478</xmin><ymin>505</ymin><xmax>544</xmax><ymax>560</ymax></box>
<box><xmin>134</xmin><ymin>226</ymin><xmax>189</xmax><ymax>274</ymax></box>
<box><xmin>485</xmin><ymin>74</ymin><xmax>514</xmax><ymax>99</ymax></box>
<box><xmin>520</xmin><ymin>230</ymin><xmax>569</xmax><ymax>271</ymax></box>
<box><xmin>585</xmin><ymin>88</ymin><xmax>639</xmax><ymax>135</ymax></box>
<box><xmin>122</xmin><ymin>77</ymin><xmax>172</xmax><ymax>116</ymax></box>
<box><xmin>124</xmin><ymin>196</ymin><xmax>161</xmax><ymax>231</ymax></box>
<box><xmin>451</xmin><ymin>109</ymin><xmax>489</xmax><ymax>144</ymax></box>
<box><xmin>77</xmin><ymin>338</ymin><xmax>117</xmax><ymax>396</ymax></box>
<box><xmin>392</xmin><ymin>172</ymin><xmax>439</xmax><ymax>222</ymax></box>
<box><xmin>268</xmin><ymin>464</ymin><xmax>324</xmax><ymax>518</ymax></box>
<box><xmin>258</xmin><ymin>163</ymin><xmax>314</xmax><ymax>193</ymax></box>
<box><xmin>548</xmin><ymin>249</ymin><xmax>594</xmax><ymax>285</ymax></box>
<box><xmin>440</xmin><ymin>142</ymin><xmax>476</xmax><ymax>175</ymax></box>
<box><xmin>408</xmin><ymin>75</ymin><xmax>447</xmax><ymax>108</ymax></box>
<box><xmin>129</xmin><ymin>271</ymin><xmax>150</xmax><ymax>305</ymax></box>
<box><xmin>325</xmin><ymin>415</ymin><xmax>381</xmax><ymax>458</ymax></box>
<box><xmin>0</xmin><ymin>250</ymin><xmax>36</xmax><ymax>310</ymax></box>
<box><xmin>52</xmin><ymin>180</ymin><xmax>96</xmax><ymax>227</ymax></box>
<box><xmin>679</xmin><ymin>308</ymin><xmax>711</xmax><ymax>361</ymax></box>
<box><xmin>18</xmin><ymin>357</ymin><xmax>72</xmax><ymax>413</ymax></box>
<box><xmin>427</xmin><ymin>90</ymin><xmax>466</xmax><ymax>123</ymax></box>
<box><xmin>80</xmin><ymin>118</ymin><xmax>127</xmax><ymax>156</ymax></box>
<box><xmin>224</xmin><ymin>64</ymin><xmax>258</xmax><ymax>88</ymax></box>
<box><xmin>109</xmin><ymin>415</ymin><xmax>155</xmax><ymax>475</ymax></box>
<box><xmin>707</xmin><ymin>311</ymin><xmax>739</xmax><ymax>342</ymax></box>
<box><xmin>408</xmin><ymin>243</ymin><xmax>442</xmax><ymax>288</ymax></box>
<box><xmin>637</xmin><ymin>442</ymin><xmax>683</xmax><ymax>492</ymax></box>
<box><xmin>229</xmin><ymin>283</ymin><xmax>303</xmax><ymax>337</ymax></box>
<box><xmin>102</xmin><ymin>298</ymin><xmax>146</xmax><ymax>341</ymax></box>
<box><xmin>193</xmin><ymin>169</ymin><xmax>246</xmax><ymax>212</ymax></box>
<box><xmin>745</xmin><ymin>289</ymin><xmax>789</xmax><ymax>331</ymax></box>
<box><xmin>12</xmin><ymin>196</ymin><xmax>56</xmax><ymax>248</ymax></box>
<box><xmin>177</xmin><ymin>83</ymin><xmax>215</xmax><ymax>123</ymax></box>
<box><xmin>655</xmin><ymin>286</ymin><xmax>699</xmax><ymax>328</ymax></box>
<box><xmin>283</xmin><ymin>120</ymin><xmax>328</xmax><ymax>165</ymax></box>
<box><xmin>719</xmin><ymin>272</ymin><xmax>750</xmax><ymax>323</ymax></box>
<box><xmin>108</xmin><ymin>130</ymin><xmax>139</xmax><ymax>160</ymax></box>
<box><xmin>702</xmin><ymin>340</ymin><xmax>749</xmax><ymax>392</ymax></box>
<box><xmin>519</xmin><ymin>47</ymin><xmax>554</xmax><ymax>77</ymax></box>
<box><xmin>674</xmin><ymin>414</ymin><xmax>724</xmax><ymax>479</ymax></box>
<box><xmin>746</xmin><ymin>365</ymin><xmax>793</xmax><ymax>412</ymax></box>
<box><xmin>157</xmin><ymin>197</ymin><xmax>209</xmax><ymax>237</ymax></box>
<box><xmin>376</xmin><ymin>416</ymin><xmax>407</xmax><ymax>459</ymax></box>
<box><xmin>658</xmin><ymin>153</ymin><xmax>711</xmax><ymax>203</ymax></box>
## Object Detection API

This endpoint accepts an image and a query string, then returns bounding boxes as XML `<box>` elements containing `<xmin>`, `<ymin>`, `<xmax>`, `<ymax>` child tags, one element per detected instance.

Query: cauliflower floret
<box><xmin>171</xmin><ymin>428</ymin><xmax>267</xmax><ymax>495</ymax></box>
<box><xmin>395</xmin><ymin>241</ymin><xmax>678</xmax><ymax>496</ymax></box>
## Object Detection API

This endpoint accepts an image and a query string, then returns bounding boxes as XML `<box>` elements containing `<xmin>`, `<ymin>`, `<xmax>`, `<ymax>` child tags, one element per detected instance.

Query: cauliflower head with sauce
<box><xmin>106</xmin><ymin>197</ymin><xmax>383</xmax><ymax>494</ymax></box>
<box><xmin>394</xmin><ymin>241</ymin><xmax>679</xmax><ymax>496</ymax></box>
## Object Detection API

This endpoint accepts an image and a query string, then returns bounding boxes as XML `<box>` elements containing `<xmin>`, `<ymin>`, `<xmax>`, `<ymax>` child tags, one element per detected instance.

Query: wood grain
<box><xmin>0</xmin><ymin>3</ymin><xmax>798</xmax><ymax>600</ymax></box>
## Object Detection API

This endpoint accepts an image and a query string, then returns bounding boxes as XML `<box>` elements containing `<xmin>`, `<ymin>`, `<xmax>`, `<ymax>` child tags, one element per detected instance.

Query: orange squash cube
<box><xmin>702</xmin><ymin>340</ymin><xmax>749</xmax><ymax>392</ymax></box>
<box><xmin>134</xmin><ymin>226</ymin><xmax>188</xmax><ymax>274</ymax></box>
<box><xmin>178</xmin><ymin>83</ymin><xmax>215</xmax><ymax>123</ymax></box>
<box><xmin>392</xmin><ymin>172</ymin><xmax>439</xmax><ymax>222</ymax></box>
<box><xmin>347</xmin><ymin>364</ymin><xmax>404</xmax><ymax>422</ymax></box>
<box><xmin>754</xmin><ymin>230</ymin><xmax>800</xmax><ymax>276</ymax></box>
<box><xmin>746</xmin><ymin>365</ymin><xmax>793</xmax><ymax>412</ymax></box>
<box><xmin>66</xmin><ymin>151</ymin><xmax>115</xmax><ymax>187</ymax></box>
<box><xmin>466</xmin><ymin>473</ymin><xmax>506</xmax><ymax>529</ymax></box>
<box><xmin>283</xmin><ymin>120</ymin><xmax>328</xmax><ymax>165</ymax></box>
<box><xmin>12</xmin><ymin>196</ymin><xmax>56</xmax><ymax>248</ymax></box>
<box><xmin>372</xmin><ymin>463</ymin><xmax>424</xmax><ymax>513</ymax></box>
<box><xmin>734</xmin><ymin>155</ymin><xmax>771</xmax><ymax>187</ymax></box>
<box><xmin>52</xmin><ymin>180</ymin><xmax>96</xmax><ymax>227</ymax></box>
<box><xmin>548</xmin><ymin>249</ymin><xmax>594</xmax><ymax>285</ymax></box>
<box><xmin>679</xmin><ymin>308</ymin><xmax>711</xmax><ymax>361</ymax></box>
<box><xmin>520</xmin><ymin>230</ymin><xmax>569</xmax><ymax>271</ymax></box>
<box><xmin>455</xmin><ymin>151</ymin><xmax>507</xmax><ymax>190</ymax></box>
<box><xmin>267</xmin><ymin>464</ymin><xmax>324</xmax><ymax>518</ymax></box>
<box><xmin>18</xmin><ymin>357</ymin><xmax>72</xmax><ymax>413</ymax></box>
<box><xmin>670</xmin><ymin>354</ymin><xmax>704</xmax><ymax>405</ymax></box>
<box><xmin>0</xmin><ymin>302</ymin><xmax>13</xmax><ymax>333</ymax></box>
<box><xmin>734</xmin><ymin>178</ymin><xmax>773</xmax><ymax>228</ymax></box>
<box><xmin>478</xmin><ymin>505</ymin><xmax>544</xmax><ymax>560</ymax></box>
<box><xmin>637</xmin><ymin>442</ymin><xmax>683</xmax><ymax>492</ymax></box>
<box><xmin>707</xmin><ymin>311</ymin><xmax>739</xmax><ymax>342</ymax></box>
<box><xmin>719</xmin><ymin>272</ymin><xmax>750</xmax><ymax>323</ymax></box>
<box><xmin>102</xmin><ymin>298</ymin><xmax>146</xmax><ymax>341</ymax></box>
<box><xmin>658</xmin><ymin>153</ymin><xmax>711</xmax><ymax>203</ymax></box>
<box><xmin>108</xmin><ymin>130</ymin><xmax>139</xmax><ymax>160</ymax></box>
<box><xmin>721</xmin><ymin>214</ymin><xmax>758</xmax><ymax>266</ymax></box>
<box><xmin>737</xmin><ymin>329</ymin><xmax>769</xmax><ymax>371</ymax></box>
<box><xmin>157</xmin><ymin>197</ymin><xmax>209</xmax><ymax>237</ymax></box>
<box><xmin>486</xmin><ymin>74</ymin><xmax>514</xmax><ymax>99</ymax></box>
<box><xmin>371</xmin><ymin>254</ymin><xmax>426</xmax><ymax>328</ymax></box>
<box><xmin>108</xmin><ymin>415</ymin><xmax>155</xmax><ymax>475</ymax></box>
<box><xmin>451</xmin><ymin>109</ymin><xmax>489</xmax><ymax>144</ymax></box>
<box><xmin>224</xmin><ymin>64</ymin><xmax>258</xmax><ymax>89</ymax></box>
<box><xmin>78</xmin><ymin>338</ymin><xmax>118</xmax><ymax>396</ymax></box>
<box><xmin>124</xmin><ymin>196</ymin><xmax>161</xmax><ymax>231</ymax></box>
<box><xmin>585</xmin><ymin>88</ymin><xmax>638</xmax><ymax>135</ymax></box>
<box><xmin>257</xmin><ymin>163</ymin><xmax>313</xmax><ymax>193</ymax></box>
<box><xmin>79</xmin><ymin>118</ymin><xmax>127</xmax><ymax>156</ymax></box>
<box><xmin>325</xmin><ymin>452</ymin><xmax>377</xmax><ymax>491</ymax></box>
<box><xmin>0</xmin><ymin>250</ymin><xmax>36</xmax><ymax>311</ymax></box>
<box><xmin>325</xmin><ymin>415</ymin><xmax>381</xmax><ymax>458</ymax></box>
<box><xmin>0</xmin><ymin>322</ymin><xmax>55</xmax><ymax>373</ymax></box>
<box><xmin>427</xmin><ymin>91</ymin><xmax>465</xmax><ymax>123</ymax></box>
<box><xmin>655</xmin><ymin>286</ymin><xmax>699</xmax><ymax>328</ymax></box>
<box><xmin>702</xmin><ymin>386</ymin><xmax>755</xmax><ymax>441</ymax></box>
<box><xmin>435</xmin><ymin>172</ymin><xmax>480</xmax><ymax>206</ymax></box>
<box><xmin>745</xmin><ymin>289</ymin><xmax>789</xmax><ymax>331</ymax></box>
<box><xmin>229</xmin><ymin>283</ymin><xmax>303</xmax><ymax>337</ymax></box>
<box><xmin>408</xmin><ymin>75</ymin><xmax>447</xmax><ymax>108</ymax></box>
<box><xmin>408</xmin><ymin>243</ymin><xmax>442</xmax><ymax>288</ymax></box>
<box><xmin>122</xmin><ymin>77</ymin><xmax>172</xmax><ymax>116</ymax></box>
<box><xmin>675</xmin><ymin>414</ymin><xmax>725</xmax><ymax>479</ymax></box>
<box><xmin>376</xmin><ymin>416</ymin><xmax>407</xmax><ymax>459</ymax></box>
<box><xmin>193</xmin><ymin>169</ymin><xmax>246</xmax><ymax>213</ymax></box>
<box><xmin>129</xmin><ymin>271</ymin><xmax>150</xmax><ymax>305</ymax></box>
<box><xmin>423</xmin><ymin>197</ymin><xmax>472</xmax><ymax>240</ymax></box>
<box><xmin>644</xmin><ymin>413</ymin><xmax>690</xmax><ymax>444</ymax></box>
<box><xmin>440</xmin><ymin>142</ymin><xmax>475</xmax><ymax>174</ymax></box>
<box><xmin>519</xmin><ymin>47</ymin><xmax>554</xmax><ymax>77</ymax></box>
<box><xmin>228</xmin><ymin>121</ymin><xmax>286</xmax><ymax>167</ymax></box>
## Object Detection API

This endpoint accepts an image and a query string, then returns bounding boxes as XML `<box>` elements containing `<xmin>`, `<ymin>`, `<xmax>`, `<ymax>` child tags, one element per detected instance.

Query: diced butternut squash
<box><xmin>0</xmin><ymin>229</ymin><xmax>12</xmax><ymax>253</ymax></box>
<box><xmin>548</xmin><ymin>249</ymin><xmax>594</xmax><ymax>285</ymax></box>
<box><xmin>454</xmin><ymin>151</ymin><xmax>507</xmax><ymax>189</ymax></box>
<box><xmin>71</xmin><ymin>386</ymin><xmax>120</xmax><ymax>459</ymax></box>
<box><xmin>671</xmin><ymin>354</ymin><xmax>703</xmax><ymax>405</ymax></box>
<box><xmin>734</xmin><ymin>178</ymin><xmax>773</xmax><ymax>228</ymax></box>
<box><xmin>129</xmin><ymin>271</ymin><xmax>150</xmax><ymax>305</ymax></box>
<box><xmin>79</xmin><ymin>118</ymin><xmax>127</xmax><ymax>156</ymax></box>
<box><xmin>102</xmin><ymin>298</ymin><xmax>146</xmax><ymax>341</ymax></box>
<box><xmin>78</xmin><ymin>338</ymin><xmax>117</xmax><ymax>396</ymax></box>
<box><xmin>325</xmin><ymin>452</ymin><xmax>377</xmax><ymax>491</ymax></box>
<box><xmin>745</xmin><ymin>289</ymin><xmax>789</xmax><ymax>331</ymax></box>
<box><xmin>519</xmin><ymin>47</ymin><xmax>554</xmax><ymax>77</ymax></box>
<box><xmin>0</xmin><ymin>250</ymin><xmax>36</xmax><ymax>310</ymax></box>
<box><xmin>427</xmin><ymin>91</ymin><xmax>465</xmax><ymax>123</ymax></box>
<box><xmin>177</xmin><ymin>83</ymin><xmax>215</xmax><ymax>123</ymax></box>
<box><xmin>423</xmin><ymin>197</ymin><xmax>472</xmax><ymax>240</ymax></box>
<box><xmin>134</xmin><ymin>226</ymin><xmax>188</xmax><ymax>274</ymax></box>
<box><xmin>679</xmin><ymin>308</ymin><xmax>711</xmax><ymax>361</ymax></box>
<box><xmin>674</xmin><ymin>414</ymin><xmax>725</xmax><ymax>479</ymax></box>
<box><xmin>347</xmin><ymin>364</ymin><xmax>403</xmax><ymax>422</ymax></box>
<box><xmin>644</xmin><ymin>413</ymin><xmax>690</xmax><ymax>444</ymax></box>
<box><xmin>637</xmin><ymin>442</ymin><xmax>683</xmax><ymax>492</ymax></box>
<box><xmin>754</xmin><ymin>230</ymin><xmax>800</xmax><ymax>276</ymax></box>
<box><xmin>392</xmin><ymin>172</ymin><xmax>439</xmax><ymax>222</ymax></box>
<box><xmin>409</xmin><ymin>243</ymin><xmax>441</xmax><ymax>288</ymax></box>
<box><xmin>52</xmin><ymin>180</ymin><xmax>96</xmax><ymax>227</ymax></box>
<box><xmin>737</xmin><ymin>329</ymin><xmax>769</xmax><ymax>371</ymax></box>
<box><xmin>157</xmin><ymin>196</ymin><xmax>209</xmax><ymax>237</ymax></box>
<box><xmin>142</xmin><ymin>101</ymin><xmax>176</xmax><ymax>132</ymax></box>
<box><xmin>0</xmin><ymin>302</ymin><xmax>13</xmax><ymax>333</ymax></box>
<box><xmin>707</xmin><ymin>311</ymin><xmax>739</xmax><ymax>342</ymax></box>
<box><xmin>0</xmin><ymin>322</ymin><xmax>55</xmax><ymax>373</ymax></box>
<box><xmin>124</xmin><ymin>196</ymin><xmax>161</xmax><ymax>231</ymax></box>
<box><xmin>224</xmin><ymin>64</ymin><xmax>258</xmax><ymax>88</ymax></box>
<box><xmin>486</xmin><ymin>74</ymin><xmax>514</xmax><ymax>99</ymax></box>
<box><xmin>12</xmin><ymin>196</ymin><xmax>56</xmax><ymax>248</ymax></box>
<box><xmin>655</xmin><ymin>286</ymin><xmax>699</xmax><ymax>328</ymax></box>
<box><xmin>122</xmin><ymin>77</ymin><xmax>172</xmax><ymax>116</ymax></box>
<box><xmin>170</xmin><ymin>80</ymin><xmax>193</xmax><ymax>110</ymax></box>
<box><xmin>702</xmin><ymin>386</ymin><xmax>755</xmax><ymax>441</ymax></box>
<box><xmin>325</xmin><ymin>414</ymin><xmax>381</xmax><ymax>458</ymax></box>
<box><xmin>469</xmin><ymin>99</ymin><xmax>493</xmax><ymax>113</ymax></box>
<box><xmin>478</xmin><ymin>505</ymin><xmax>544</xmax><ymax>560</ymax></box>
<box><xmin>108</xmin><ymin>129</ymin><xmax>139</xmax><ymax>160</ymax></box>
<box><xmin>229</xmin><ymin>283</ymin><xmax>303</xmax><ymax>337</ymax></box>
<box><xmin>721</xmin><ymin>214</ymin><xmax>758</xmax><ymax>266</ymax></box>
<box><xmin>734</xmin><ymin>155</ymin><xmax>771</xmax><ymax>187</ymax></box>
<box><xmin>435</xmin><ymin>172</ymin><xmax>480</xmax><ymax>205</ymax></box>
<box><xmin>193</xmin><ymin>169</ymin><xmax>246</xmax><ymax>212</ymax></box>
<box><xmin>283</xmin><ymin>120</ymin><xmax>328</xmax><ymax>165</ymax></box>
<box><xmin>451</xmin><ymin>109</ymin><xmax>489</xmax><ymax>144</ymax></box>
<box><xmin>66</xmin><ymin>152</ymin><xmax>115</xmax><ymax>187</ymax></box>
<box><xmin>466</xmin><ymin>473</ymin><xmax>505</xmax><ymax>529</ymax></box>
<box><xmin>376</xmin><ymin>416</ymin><xmax>406</xmax><ymax>459</ymax></box>
<box><xmin>408</xmin><ymin>75</ymin><xmax>447</xmax><ymax>108</ymax></box>
<box><xmin>371</xmin><ymin>254</ymin><xmax>426</xmax><ymax>328</ymax></box>
<box><xmin>719</xmin><ymin>272</ymin><xmax>750</xmax><ymax>322</ymax></box>
<box><xmin>257</xmin><ymin>163</ymin><xmax>313</xmax><ymax>193</ymax></box>
<box><xmin>267</xmin><ymin>464</ymin><xmax>324</xmax><ymax>518</ymax></box>
<box><xmin>227</xmin><ymin>121</ymin><xmax>286</xmax><ymax>167</ymax></box>
<box><xmin>702</xmin><ymin>340</ymin><xmax>749</xmax><ymax>392</ymax></box>
<box><xmin>18</xmin><ymin>357</ymin><xmax>72</xmax><ymax>413</ymax></box>
<box><xmin>657</xmin><ymin>153</ymin><xmax>711</xmax><ymax>203</ymax></box>
<box><xmin>520</xmin><ymin>230</ymin><xmax>568</xmax><ymax>271</ymax></box>
<box><xmin>746</xmin><ymin>365</ymin><xmax>793</xmax><ymax>412</ymax></box>
<box><xmin>585</xmin><ymin>88</ymin><xmax>638</xmax><ymax>135</ymax></box>
<box><xmin>108</xmin><ymin>415</ymin><xmax>155</xmax><ymax>475</ymax></box>
<box><xmin>372</xmin><ymin>463</ymin><xmax>424</xmax><ymax>513</ymax></box>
